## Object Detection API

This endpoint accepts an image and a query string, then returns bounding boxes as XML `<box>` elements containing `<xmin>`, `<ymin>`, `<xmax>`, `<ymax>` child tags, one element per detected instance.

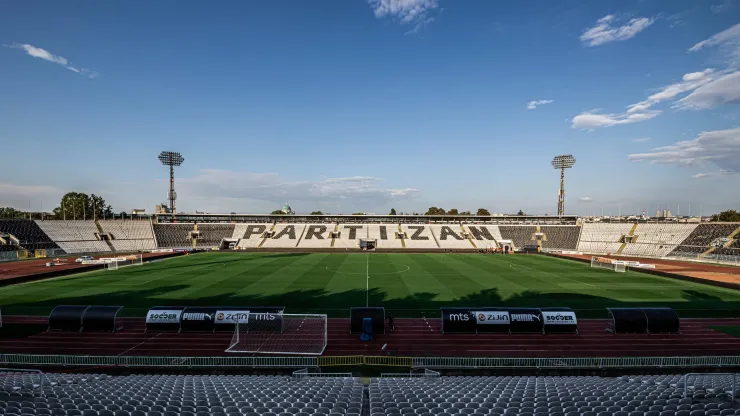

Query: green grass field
<box><xmin>1</xmin><ymin>252</ymin><xmax>739</xmax><ymax>318</ymax></box>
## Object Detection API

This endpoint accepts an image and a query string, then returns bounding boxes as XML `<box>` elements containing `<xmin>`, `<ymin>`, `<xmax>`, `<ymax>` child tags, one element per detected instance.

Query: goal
<box><xmin>226</xmin><ymin>313</ymin><xmax>327</xmax><ymax>355</ymax></box>
<box><xmin>591</xmin><ymin>256</ymin><xmax>627</xmax><ymax>272</ymax></box>
<box><xmin>106</xmin><ymin>254</ymin><xmax>143</xmax><ymax>271</ymax></box>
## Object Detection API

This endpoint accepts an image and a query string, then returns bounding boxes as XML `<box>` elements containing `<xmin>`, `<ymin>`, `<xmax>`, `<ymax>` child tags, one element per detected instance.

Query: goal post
<box><xmin>106</xmin><ymin>260</ymin><xmax>118</xmax><ymax>271</ymax></box>
<box><xmin>591</xmin><ymin>256</ymin><xmax>627</xmax><ymax>272</ymax></box>
<box><xmin>226</xmin><ymin>313</ymin><xmax>327</xmax><ymax>355</ymax></box>
<box><xmin>106</xmin><ymin>254</ymin><xmax>142</xmax><ymax>271</ymax></box>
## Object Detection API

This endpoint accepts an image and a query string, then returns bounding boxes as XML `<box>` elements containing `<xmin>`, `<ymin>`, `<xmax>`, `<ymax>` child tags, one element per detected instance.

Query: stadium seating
<box><xmin>540</xmin><ymin>226</ymin><xmax>580</xmax><ymax>251</ymax></box>
<box><xmin>194</xmin><ymin>224</ymin><xmax>236</xmax><ymax>248</ymax></box>
<box><xmin>297</xmin><ymin>224</ymin><xmax>334</xmax><ymax>248</ymax></box>
<box><xmin>34</xmin><ymin>221</ymin><xmax>110</xmax><ymax>254</ymax></box>
<box><xmin>235</xmin><ymin>224</ymin><xmax>272</xmax><ymax>249</ymax></box>
<box><xmin>99</xmin><ymin>220</ymin><xmax>157</xmax><ymax>252</ymax></box>
<box><xmin>367</xmin><ymin>224</ymin><xmax>403</xmax><ymax>249</ymax></box>
<box><xmin>0</xmin><ymin>373</ymin><xmax>363</xmax><ymax>416</ymax></box>
<box><xmin>464</xmin><ymin>225</ymin><xmax>503</xmax><ymax>250</ymax></box>
<box><xmin>499</xmin><ymin>226</ymin><xmax>537</xmax><ymax>250</ymax></box>
<box><xmin>577</xmin><ymin>223</ymin><xmax>634</xmax><ymax>254</ymax></box>
<box><xmin>371</xmin><ymin>374</ymin><xmax>740</xmax><ymax>416</ymax></box>
<box><xmin>152</xmin><ymin>223</ymin><xmax>194</xmax><ymax>249</ymax></box>
<box><xmin>670</xmin><ymin>223</ymin><xmax>740</xmax><ymax>258</ymax></box>
<box><xmin>431</xmin><ymin>225</ymin><xmax>474</xmax><ymax>249</ymax></box>
<box><xmin>0</xmin><ymin>219</ymin><xmax>61</xmax><ymax>252</ymax></box>
<box><xmin>261</xmin><ymin>224</ymin><xmax>306</xmax><ymax>248</ymax></box>
<box><xmin>401</xmin><ymin>225</ymin><xmax>439</xmax><ymax>249</ymax></box>
<box><xmin>621</xmin><ymin>224</ymin><xmax>698</xmax><ymax>258</ymax></box>
<box><xmin>333</xmin><ymin>224</ymin><xmax>367</xmax><ymax>249</ymax></box>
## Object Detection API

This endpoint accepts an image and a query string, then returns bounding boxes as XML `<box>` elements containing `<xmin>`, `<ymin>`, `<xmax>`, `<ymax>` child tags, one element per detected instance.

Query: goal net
<box><xmin>226</xmin><ymin>313</ymin><xmax>327</xmax><ymax>355</ymax></box>
<box><xmin>106</xmin><ymin>254</ymin><xmax>143</xmax><ymax>271</ymax></box>
<box><xmin>591</xmin><ymin>256</ymin><xmax>627</xmax><ymax>272</ymax></box>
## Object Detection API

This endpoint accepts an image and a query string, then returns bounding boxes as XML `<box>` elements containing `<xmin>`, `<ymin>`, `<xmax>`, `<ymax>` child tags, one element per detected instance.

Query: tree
<box><xmin>310</xmin><ymin>211</ymin><xmax>324</xmax><ymax>215</ymax></box>
<box><xmin>352</xmin><ymin>212</ymin><xmax>365</xmax><ymax>215</ymax></box>
<box><xmin>476</xmin><ymin>208</ymin><xmax>491</xmax><ymax>216</ymax></box>
<box><xmin>460</xmin><ymin>210</ymin><xmax>471</xmax><ymax>215</ymax></box>
<box><xmin>52</xmin><ymin>192</ymin><xmax>112</xmax><ymax>220</ymax></box>
<box><xmin>447</xmin><ymin>208</ymin><xmax>459</xmax><ymax>215</ymax></box>
<box><xmin>425</xmin><ymin>207</ymin><xmax>446</xmax><ymax>215</ymax></box>
<box><xmin>270</xmin><ymin>210</ymin><xmax>285</xmax><ymax>215</ymax></box>
<box><xmin>711</xmin><ymin>210</ymin><xmax>740</xmax><ymax>222</ymax></box>
<box><xmin>389</xmin><ymin>208</ymin><xmax>397</xmax><ymax>215</ymax></box>
<box><xmin>0</xmin><ymin>207</ymin><xmax>28</xmax><ymax>218</ymax></box>
<box><xmin>517</xmin><ymin>209</ymin><xmax>525</xmax><ymax>215</ymax></box>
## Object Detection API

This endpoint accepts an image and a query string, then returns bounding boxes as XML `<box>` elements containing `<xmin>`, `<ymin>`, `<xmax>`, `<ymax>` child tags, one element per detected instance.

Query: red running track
<box><xmin>2</xmin><ymin>316</ymin><xmax>740</xmax><ymax>358</ymax></box>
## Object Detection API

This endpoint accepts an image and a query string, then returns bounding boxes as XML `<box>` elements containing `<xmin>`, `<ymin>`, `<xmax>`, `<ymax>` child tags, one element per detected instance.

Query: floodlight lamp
<box><xmin>158</xmin><ymin>151</ymin><xmax>184</xmax><ymax>166</ymax></box>
<box><xmin>551</xmin><ymin>154</ymin><xmax>576</xmax><ymax>169</ymax></box>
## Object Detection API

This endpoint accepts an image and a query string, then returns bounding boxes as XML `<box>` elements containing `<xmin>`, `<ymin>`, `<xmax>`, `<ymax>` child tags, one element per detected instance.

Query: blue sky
<box><xmin>1</xmin><ymin>0</ymin><xmax>739</xmax><ymax>216</ymax></box>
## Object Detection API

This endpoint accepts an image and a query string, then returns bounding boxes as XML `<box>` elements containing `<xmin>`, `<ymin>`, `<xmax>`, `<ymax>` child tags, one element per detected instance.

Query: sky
<box><xmin>1</xmin><ymin>0</ymin><xmax>739</xmax><ymax>216</ymax></box>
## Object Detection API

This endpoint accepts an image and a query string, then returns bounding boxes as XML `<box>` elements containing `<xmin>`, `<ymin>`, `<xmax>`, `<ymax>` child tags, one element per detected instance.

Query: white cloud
<box><xmin>692</xmin><ymin>169</ymin><xmax>737</xmax><ymax>179</ymax></box>
<box><xmin>711</xmin><ymin>0</ymin><xmax>735</xmax><ymax>14</ymax></box>
<box><xmin>580</xmin><ymin>15</ymin><xmax>654</xmax><ymax>47</ymax></box>
<box><xmin>178</xmin><ymin>170</ymin><xmax>420</xmax><ymax>212</ymax></box>
<box><xmin>689</xmin><ymin>23</ymin><xmax>740</xmax><ymax>66</ymax></box>
<box><xmin>632</xmin><ymin>137</ymin><xmax>652</xmax><ymax>143</ymax></box>
<box><xmin>368</xmin><ymin>0</ymin><xmax>439</xmax><ymax>32</ymax></box>
<box><xmin>572</xmin><ymin>68</ymin><xmax>721</xmax><ymax>129</ymax></box>
<box><xmin>578</xmin><ymin>196</ymin><xmax>593</xmax><ymax>202</ymax></box>
<box><xmin>628</xmin><ymin>127</ymin><xmax>740</xmax><ymax>176</ymax></box>
<box><xmin>6</xmin><ymin>43</ymin><xmax>98</xmax><ymax>78</ymax></box>
<box><xmin>676</xmin><ymin>71</ymin><xmax>740</xmax><ymax>109</ymax></box>
<box><xmin>526</xmin><ymin>99</ymin><xmax>554</xmax><ymax>110</ymax></box>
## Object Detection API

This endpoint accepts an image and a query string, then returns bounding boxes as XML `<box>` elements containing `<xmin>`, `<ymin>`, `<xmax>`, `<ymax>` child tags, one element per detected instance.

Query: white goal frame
<box><xmin>106</xmin><ymin>260</ymin><xmax>118</xmax><ymax>271</ymax></box>
<box><xmin>226</xmin><ymin>313</ymin><xmax>328</xmax><ymax>356</ymax></box>
<box><xmin>106</xmin><ymin>254</ymin><xmax>143</xmax><ymax>271</ymax></box>
<box><xmin>591</xmin><ymin>256</ymin><xmax>627</xmax><ymax>273</ymax></box>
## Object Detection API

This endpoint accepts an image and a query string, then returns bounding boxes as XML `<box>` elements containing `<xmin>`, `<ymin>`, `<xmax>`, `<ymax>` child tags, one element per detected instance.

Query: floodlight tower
<box><xmin>551</xmin><ymin>154</ymin><xmax>576</xmax><ymax>217</ymax></box>
<box><xmin>158</xmin><ymin>151</ymin><xmax>184</xmax><ymax>214</ymax></box>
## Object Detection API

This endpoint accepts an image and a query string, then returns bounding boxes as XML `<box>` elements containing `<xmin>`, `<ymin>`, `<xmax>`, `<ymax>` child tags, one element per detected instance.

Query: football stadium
<box><xmin>4</xmin><ymin>2</ymin><xmax>740</xmax><ymax>414</ymax></box>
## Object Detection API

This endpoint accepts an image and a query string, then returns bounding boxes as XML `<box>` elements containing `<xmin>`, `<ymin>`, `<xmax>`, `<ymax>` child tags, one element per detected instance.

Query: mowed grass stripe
<box><xmin>0</xmin><ymin>252</ymin><xmax>738</xmax><ymax>317</ymax></box>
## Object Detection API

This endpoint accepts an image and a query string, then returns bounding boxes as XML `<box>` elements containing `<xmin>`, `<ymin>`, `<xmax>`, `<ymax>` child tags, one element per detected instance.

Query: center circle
<box><xmin>325</xmin><ymin>263</ymin><xmax>411</xmax><ymax>275</ymax></box>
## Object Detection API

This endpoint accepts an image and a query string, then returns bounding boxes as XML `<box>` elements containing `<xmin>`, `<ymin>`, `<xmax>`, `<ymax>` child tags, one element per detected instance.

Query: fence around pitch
<box><xmin>2</xmin><ymin>354</ymin><xmax>740</xmax><ymax>369</ymax></box>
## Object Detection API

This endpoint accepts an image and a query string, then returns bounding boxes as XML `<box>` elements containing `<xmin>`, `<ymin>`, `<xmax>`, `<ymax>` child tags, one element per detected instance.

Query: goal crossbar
<box><xmin>591</xmin><ymin>256</ymin><xmax>627</xmax><ymax>273</ymax></box>
<box><xmin>226</xmin><ymin>313</ymin><xmax>327</xmax><ymax>356</ymax></box>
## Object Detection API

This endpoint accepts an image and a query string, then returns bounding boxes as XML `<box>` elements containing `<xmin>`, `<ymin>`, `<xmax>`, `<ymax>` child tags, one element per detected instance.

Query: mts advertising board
<box><xmin>213</xmin><ymin>307</ymin><xmax>285</xmax><ymax>332</ymax></box>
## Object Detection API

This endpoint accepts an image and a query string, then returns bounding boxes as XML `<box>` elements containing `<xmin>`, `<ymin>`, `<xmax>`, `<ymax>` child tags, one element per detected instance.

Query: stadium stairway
<box><xmin>617</xmin><ymin>223</ymin><xmax>639</xmax><ymax>255</ymax></box>
<box><xmin>397</xmin><ymin>224</ymin><xmax>406</xmax><ymax>248</ymax></box>
<box><xmin>463</xmin><ymin>224</ymin><xmax>477</xmax><ymax>249</ymax></box>
<box><xmin>95</xmin><ymin>220</ymin><xmax>116</xmax><ymax>252</ymax></box>
<box><xmin>730</xmin><ymin>225</ymin><xmax>740</xmax><ymax>240</ymax></box>
<box><xmin>257</xmin><ymin>223</ymin><xmax>276</xmax><ymax>248</ymax></box>
<box><xmin>330</xmin><ymin>223</ymin><xmax>339</xmax><ymax>248</ymax></box>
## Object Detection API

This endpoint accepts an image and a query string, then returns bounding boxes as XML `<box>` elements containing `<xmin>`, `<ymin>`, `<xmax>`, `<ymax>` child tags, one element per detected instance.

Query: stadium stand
<box><xmin>0</xmin><ymin>219</ymin><xmax>61</xmax><ymax>252</ymax></box>
<box><xmin>401</xmin><ymin>225</ymin><xmax>439</xmax><ymax>249</ymax></box>
<box><xmin>152</xmin><ymin>223</ymin><xmax>194</xmax><ymax>249</ymax></box>
<box><xmin>0</xmin><ymin>373</ymin><xmax>363</xmax><ymax>416</ymax></box>
<box><xmin>577</xmin><ymin>223</ymin><xmax>634</xmax><ymax>254</ymax></box>
<box><xmin>333</xmin><ymin>224</ymin><xmax>367</xmax><ymax>249</ymax></box>
<box><xmin>261</xmin><ymin>224</ymin><xmax>306</xmax><ymax>248</ymax></box>
<box><xmin>465</xmin><ymin>225</ymin><xmax>503</xmax><ymax>250</ymax></box>
<box><xmin>499</xmin><ymin>225</ymin><xmax>537</xmax><ymax>250</ymax></box>
<box><xmin>670</xmin><ymin>223</ymin><xmax>740</xmax><ymax>257</ymax></box>
<box><xmin>367</xmin><ymin>224</ymin><xmax>403</xmax><ymax>249</ymax></box>
<box><xmin>432</xmin><ymin>225</ymin><xmax>474</xmax><ymax>249</ymax></box>
<box><xmin>621</xmin><ymin>224</ymin><xmax>698</xmax><ymax>258</ymax></box>
<box><xmin>297</xmin><ymin>224</ymin><xmax>334</xmax><ymax>248</ymax></box>
<box><xmin>371</xmin><ymin>374</ymin><xmax>740</xmax><ymax>416</ymax></box>
<box><xmin>35</xmin><ymin>221</ymin><xmax>110</xmax><ymax>253</ymax></box>
<box><xmin>236</xmin><ymin>223</ymin><xmax>272</xmax><ymax>249</ymax></box>
<box><xmin>194</xmin><ymin>223</ymin><xmax>235</xmax><ymax>248</ymax></box>
<box><xmin>540</xmin><ymin>226</ymin><xmax>580</xmax><ymax>251</ymax></box>
<box><xmin>99</xmin><ymin>220</ymin><xmax>157</xmax><ymax>252</ymax></box>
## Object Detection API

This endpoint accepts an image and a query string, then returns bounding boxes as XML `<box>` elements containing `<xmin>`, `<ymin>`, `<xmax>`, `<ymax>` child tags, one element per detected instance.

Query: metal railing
<box><xmin>2</xmin><ymin>354</ymin><xmax>740</xmax><ymax>370</ymax></box>
<box><xmin>681</xmin><ymin>373</ymin><xmax>737</xmax><ymax>400</ymax></box>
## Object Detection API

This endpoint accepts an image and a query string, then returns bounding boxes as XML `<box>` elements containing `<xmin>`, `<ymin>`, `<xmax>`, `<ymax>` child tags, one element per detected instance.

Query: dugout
<box><xmin>146</xmin><ymin>306</ymin><xmax>186</xmax><ymax>332</ymax></box>
<box><xmin>181</xmin><ymin>307</ymin><xmax>219</xmax><ymax>332</ymax></box>
<box><xmin>441</xmin><ymin>308</ymin><xmax>477</xmax><ymax>334</ymax></box>
<box><xmin>607</xmin><ymin>307</ymin><xmax>659</xmax><ymax>334</ymax></box>
<box><xmin>508</xmin><ymin>308</ymin><xmax>544</xmax><ymax>334</ymax></box>
<box><xmin>213</xmin><ymin>307</ymin><xmax>285</xmax><ymax>332</ymax></box>
<box><xmin>472</xmin><ymin>309</ymin><xmax>510</xmax><ymax>334</ymax></box>
<box><xmin>540</xmin><ymin>307</ymin><xmax>578</xmax><ymax>334</ymax></box>
<box><xmin>82</xmin><ymin>305</ymin><xmax>123</xmax><ymax>332</ymax></box>
<box><xmin>48</xmin><ymin>305</ymin><xmax>89</xmax><ymax>332</ymax></box>
<box><xmin>350</xmin><ymin>307</ymin><xmax>385</xmax><ymax>335</ymax></box>
<box><xmin>644</xmin><ymin>307</ymin><xmax>680</xmax><ymax>334</ymax></box>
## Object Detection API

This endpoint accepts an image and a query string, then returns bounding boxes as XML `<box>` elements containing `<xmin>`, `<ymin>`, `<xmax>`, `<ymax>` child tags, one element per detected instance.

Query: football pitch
<box><xmin>1</xmin><ymin>252</ymin><xmax>739</xmax><ymax>318</ymax></box>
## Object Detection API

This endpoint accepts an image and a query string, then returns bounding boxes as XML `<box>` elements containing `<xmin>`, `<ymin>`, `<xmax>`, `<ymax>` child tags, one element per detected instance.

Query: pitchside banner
<box><xmin>541</xmin><ymin>309</ymin><xmax>578</xmax><ymax>334</ymax></box>
<box><xmin>180</xmin><ymin>307</ymin><xmax>218</xmax><ymax>332</ymax></box>
<box><xmin>440</xmin><ymin>308</ymin><xmax>477</xmax><ymax>334</ymax></box>
<box><xmin>213</xmin><ymin>307</ymin><xmax>285</xmax><ymax>332</ymax></box>
<box><xmin>441</xmin><ymin>307</ymin><xmax>578</xmax><ymax>334</ymax></box>
<box><xmin>508</xmin><ymin>308</ymin><xmax>544</xmax><ymax>333</ymax></box>
<box><xmin>145</xmin><ymin>306</ymin><xmax>185</xmax><ymax>332</ymax></box>
<box><xmin>473</xmin><ymin>310</ymin><xmax>510</xmax><ymax>334</ymax></box>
